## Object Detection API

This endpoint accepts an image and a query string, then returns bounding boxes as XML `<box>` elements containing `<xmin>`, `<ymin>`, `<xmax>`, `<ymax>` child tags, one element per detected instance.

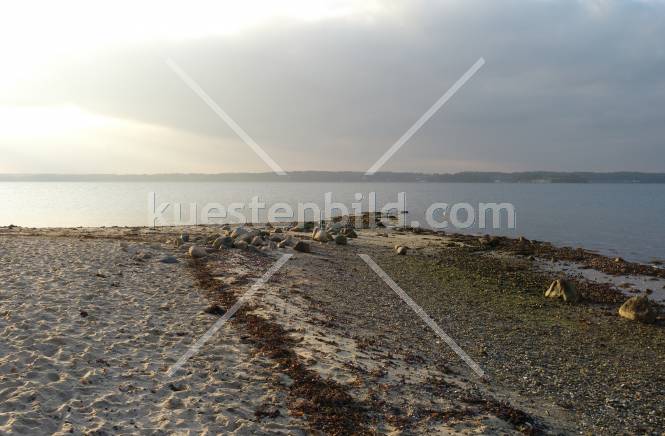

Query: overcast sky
<box><xmin>1</xmin><ymin>0</ymin><xmax>664</xmax><ymax>174</ymax></box>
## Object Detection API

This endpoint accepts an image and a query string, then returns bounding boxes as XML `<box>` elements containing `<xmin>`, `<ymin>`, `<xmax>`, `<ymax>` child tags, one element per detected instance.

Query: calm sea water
<box><xmin>1</xmin><ymin>182</ymin><xmax>663</xmax><ymax>263</ymax></box>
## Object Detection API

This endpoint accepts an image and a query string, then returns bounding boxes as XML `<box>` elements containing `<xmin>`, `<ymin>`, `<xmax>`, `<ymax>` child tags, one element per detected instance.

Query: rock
<box><xmin>237</xmin><ymin>229</ymin><xmax>259</xmax><ymax>243</ymax></box>
<box><xmin>618</xmin><ymin>296</ymin><xmax>657</xmax><ymax>324</ymax></box>
<box><xmin>204</xmin><ymin>304</ymin><xmax>225</xmax><ymax>316</ymax></box>
<box><xmin>518</xmin><ymin>236</ymin><xmax>530</xmax><ymax>244</ymax></box>
<box><xmin>180</xmin><ymin>233</ymin><xmax>190</xmax><ymax>243</ymax></box>
<box><xmin>313</xmin><ymin>229</ymin><xmax>332</xmax><ymax>243</ymax></box>
<box><xmin>277</xmin><ymin>239</ymin><xmax>291</xmax><ymax>249</ymax></box>
<box><xmin>395</xmin><ymin>245</ymin><xmax>408</xmax><ymax>255</ymax></box>
<box><xmin>269</xmin><ymin>234</ymin><xmax>284</xmax><ymax>242</ymax></box>
<box><xmin>345</xmin><ymin>228</ymin><xmax>358</xmax><ymax>238</ymax></box>
<box><xmin>134</xmin><ymin>251</ymin><xmax>152</xmax><ymax>260</ymax></box>
<box><xmin>334</xmin><ymin>234</ymin><xmax>348</xmax><ymax>245</ymax></box>
<box><xmin>544</xmin><ymin>279</ymin><xmax>579</xmax><ymax>303</ymax></box>
<box><xmin>159</xmin><ymin>256</ymin><xmax>179</xmax><ymax>264</ymax></box>
<box><xmin>327</xmin><ymin>222</ymin><xmax>344</xmax><ymax>234</ymax></box>
<box><xmin>189</xmin><ymin>246</ymin><xmax>208</xmax><ymax>259</ymax></box>
<box><xmin>80</xmin><ymin>310</ymin><xmax>89</xmax><ymax>318</ymax></box>
<box><xmin>213</xmin><ymin>236</ymin><xmax>234</xmax><ymax>250</ymax></box>
<box><xmin>234</xmin><ymin>240</ymin><xmax>248</xmax><ymax>250</ymax></box>
<box><xmin>246</xmin><ymin>245</ymin><xmax>261</xmax><ymax>254</ymax></box>
<box><xmin>206</xmin><ymin>234</ymin><xmax>220</xmax><ymax>244</ymax></box>
<box><xmin>230</xmin><ymin>227</ymin><xmax>248</xmax><ymax>239</ymax></box>
<box><xmin>293</xmin><ymin>241</ymin><xmax>310</xmax><ymax>253</ymax></box>
<box><xmin>613</xmin><ymin>257</ymin><xmax>624</xmax><ymax>263</ymax></box>
<box><xmin>251</xmin><ymin>236</ymin><xmax>264</xmax><ymax>246</ymax></box>
<box><xmin>273</xmin><ymin>228</ymin><xmax>283</xmax><ymax>234</ymax></box>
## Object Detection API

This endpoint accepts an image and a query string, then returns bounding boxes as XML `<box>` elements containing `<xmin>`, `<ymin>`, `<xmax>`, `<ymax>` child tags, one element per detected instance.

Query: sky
<box><xmin>1</xmin><ymin>0</ymin><xmax>664</xmax><ymax>174</ymax></box>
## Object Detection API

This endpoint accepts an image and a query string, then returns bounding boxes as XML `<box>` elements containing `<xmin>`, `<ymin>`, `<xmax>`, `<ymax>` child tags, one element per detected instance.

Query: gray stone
<box><xmin>344</xmin><ymin>228</ymin><xmax>358</xmax><ymax>238</ymax></box>
<box><xmin>234</xmin><ymin>240</ymin><xmax>248</xmax><ymax>250</ymax></box>
<box><xmin>293</xmin><ymin>241</ymin><xmax>310</xmax><ymax>253</ymax></box>
<box><xmin>159</xmin><ymin>256</ymin><xmax>179</xmax><ymax>264</ymax></box>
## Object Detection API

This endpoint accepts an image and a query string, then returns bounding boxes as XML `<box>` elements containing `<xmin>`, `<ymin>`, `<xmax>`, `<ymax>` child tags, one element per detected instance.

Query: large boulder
<box><xmin>395</xmin><ymin>245</ymin><xmax>408</xmax><ymax>255</ymax></box>
<box><xmin>251</xmin><ymin>236</ymin><xmax>265</xmax><ymax>246</ymax></box>
<box><xmin>619</xmin><ymin>296</ymin><xmax>657</xmax><ymax>324</ymax></box>
<box><xmin>545</xmin><ymin>279</ymin><xmax>579</xmax><ymax>303</ymax></box>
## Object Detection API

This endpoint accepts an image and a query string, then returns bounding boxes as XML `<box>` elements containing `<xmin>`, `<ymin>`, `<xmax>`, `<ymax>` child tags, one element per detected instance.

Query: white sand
<box><xmin>0</xmin><ymin>235</ymin><xmax>306</xmax><ymax>434</ymax></box>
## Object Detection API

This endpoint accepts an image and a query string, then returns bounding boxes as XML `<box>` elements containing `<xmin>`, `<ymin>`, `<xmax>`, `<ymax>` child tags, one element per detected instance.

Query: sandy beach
<box><xmin>1</xmin><ymin>223</ymin><xmax>663</xmax><ymax>434</ymax></box>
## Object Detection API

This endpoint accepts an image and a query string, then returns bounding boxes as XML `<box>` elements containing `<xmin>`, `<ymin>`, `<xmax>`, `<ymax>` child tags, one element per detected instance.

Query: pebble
<box><xmin>159</xmin><ymin>256</ymin><xmax>179</xmax><ymax>264</ymax></box>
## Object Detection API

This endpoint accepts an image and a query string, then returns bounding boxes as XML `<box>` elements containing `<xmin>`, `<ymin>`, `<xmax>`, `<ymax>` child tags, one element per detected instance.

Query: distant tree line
<box><xmin>1</xmin><ymin>171</ymin><xmax>665</xmax><ymax>183</ymax></box>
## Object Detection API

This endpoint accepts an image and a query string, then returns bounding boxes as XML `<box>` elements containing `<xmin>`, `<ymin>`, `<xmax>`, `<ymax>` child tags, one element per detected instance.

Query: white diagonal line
<box><xmin>365</xmin><ymin>57</ymin><xmax>485</xmax><ymax>176</ymax></box>
<box><xmin>166</xmin><ymin>254</ymin><xmax>293</xmax><ymax>377</ymax></box>
<box><xmin>166</xmin><ymin>57</ymin><xmax>287</xmax><ymax>176</ymax></box>
<box><xmin>358</xmin><ymin>254</ymin><xmax>485</xmax><ymax>377</ymax></box>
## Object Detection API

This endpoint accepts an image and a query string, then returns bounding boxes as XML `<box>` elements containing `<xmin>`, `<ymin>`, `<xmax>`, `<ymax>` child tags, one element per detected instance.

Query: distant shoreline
<box><xmin>2</xmin><ymin>171</ymin><xmax>665</xmax><ymax>184</ymax></box>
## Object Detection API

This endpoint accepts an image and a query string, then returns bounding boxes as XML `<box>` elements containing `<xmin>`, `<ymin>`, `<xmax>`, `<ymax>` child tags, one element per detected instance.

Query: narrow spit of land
<box><xmin>0</xmin><ymin>224</ymin><xmax>663</xmax><ymax>434</ymax></box>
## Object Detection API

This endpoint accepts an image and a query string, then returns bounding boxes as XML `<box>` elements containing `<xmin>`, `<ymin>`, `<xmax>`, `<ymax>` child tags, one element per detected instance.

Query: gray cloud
<box><xmin>5</xmin><ymin>0</ymin><xmax>665</xmax><ymax>172</ymax></box>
